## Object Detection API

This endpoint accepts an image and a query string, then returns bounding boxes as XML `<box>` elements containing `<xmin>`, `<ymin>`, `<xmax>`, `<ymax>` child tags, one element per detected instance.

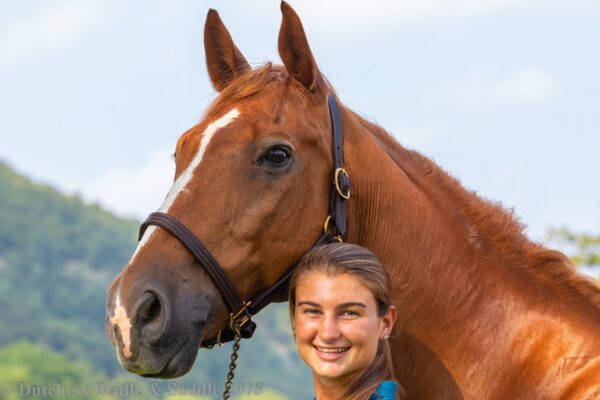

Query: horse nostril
<box><xmin>140</xmin><ymin>293</ymin><xmax>162</xmax><ymax>324</ymax></box>
<box><xmin>135</xmin><ymin>290</ymin><xmax>169</xmax><ymax>345</ymax></box>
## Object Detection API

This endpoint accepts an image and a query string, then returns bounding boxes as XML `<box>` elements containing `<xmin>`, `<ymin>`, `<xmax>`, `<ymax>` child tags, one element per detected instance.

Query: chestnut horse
<box><xmin>106</xmin><ymin>3</ymin><xmax>600</xmax><ymax>399</ymax></box>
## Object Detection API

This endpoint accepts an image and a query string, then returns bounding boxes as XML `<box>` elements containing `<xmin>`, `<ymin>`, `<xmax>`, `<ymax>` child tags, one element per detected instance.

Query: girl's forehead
<box><xmin>295</xmin><ymin>271</ymin><xmax>376</xmax><ymax>305</ymax></box>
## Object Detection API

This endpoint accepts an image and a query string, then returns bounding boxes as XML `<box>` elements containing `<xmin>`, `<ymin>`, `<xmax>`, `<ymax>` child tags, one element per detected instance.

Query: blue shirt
<box><xmin>314</xmin><ymin>381</ymin><xmax>398</xmax><ymax>400</ymax></box>
<box><xmin>370</xmin><ymin>380</ymin><xmax>398</xmax><ymax>400</ymax></box>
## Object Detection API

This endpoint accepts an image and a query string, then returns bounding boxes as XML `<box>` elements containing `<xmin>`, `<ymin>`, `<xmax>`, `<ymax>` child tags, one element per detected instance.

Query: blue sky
<box><xmin>1</xmin><ymin>0</ymin><xmax>599</xmax><ymax>243</ymax></box>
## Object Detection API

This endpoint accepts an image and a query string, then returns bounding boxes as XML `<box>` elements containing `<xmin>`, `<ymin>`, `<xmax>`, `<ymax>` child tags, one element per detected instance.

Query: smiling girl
<box><xmin>289</xmin><ymin>243</ymin><xmax>405</xmax><ymax>400</ymax></box>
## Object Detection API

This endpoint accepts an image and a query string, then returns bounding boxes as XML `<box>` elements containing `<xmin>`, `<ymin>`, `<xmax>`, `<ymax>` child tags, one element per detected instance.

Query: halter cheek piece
<box><xmin>138</xmin><ymin>93</ymin><xmax>349</xmax><ymax>348</ymax></box>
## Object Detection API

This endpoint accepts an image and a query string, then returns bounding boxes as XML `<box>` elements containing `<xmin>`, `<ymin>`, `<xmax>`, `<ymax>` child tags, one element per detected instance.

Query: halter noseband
<box><xmin>138</xmin><ymin>93</ymin><xmax>349</xmax><ymax>348</ymax></box>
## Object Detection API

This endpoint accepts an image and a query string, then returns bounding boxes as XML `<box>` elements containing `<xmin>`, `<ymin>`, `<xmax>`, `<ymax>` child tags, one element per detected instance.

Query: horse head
<box><xmin>106</xmin><ymin>2</ymin><xmax>341</xmax><ymax>378</ymax></box>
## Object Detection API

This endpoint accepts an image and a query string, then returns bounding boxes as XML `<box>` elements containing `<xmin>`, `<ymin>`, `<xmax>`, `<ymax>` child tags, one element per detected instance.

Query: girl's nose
<box><xmin>318</xmin><ymin>314</ymin><xmax>341</xmax><ymax>341</ymax></box>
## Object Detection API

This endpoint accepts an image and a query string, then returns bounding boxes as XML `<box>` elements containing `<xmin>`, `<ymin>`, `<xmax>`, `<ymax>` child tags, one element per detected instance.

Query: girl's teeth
<box><xmin>317</xmin><ymin>347</ymin><xmax>348</xmax><ymax>353</ymax></box>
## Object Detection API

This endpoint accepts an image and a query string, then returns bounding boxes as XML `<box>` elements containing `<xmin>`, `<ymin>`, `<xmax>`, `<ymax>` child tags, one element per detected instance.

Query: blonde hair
<box><xmin>289</xmin><ymin>243</ymin><xmax>404</xmax><ymax>400</ymax></box>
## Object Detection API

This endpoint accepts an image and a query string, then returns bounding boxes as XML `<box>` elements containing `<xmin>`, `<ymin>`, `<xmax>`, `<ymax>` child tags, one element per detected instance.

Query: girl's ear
<box><xmin>381</xmin><ymin>305</ymin><xmax>397</xmax><ymax>339</ymax></box>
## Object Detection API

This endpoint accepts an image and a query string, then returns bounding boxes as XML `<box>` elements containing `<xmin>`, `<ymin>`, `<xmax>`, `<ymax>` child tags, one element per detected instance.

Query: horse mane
<box><xmin>349</xmin><ymin>111</ymin><xmax>600</xmax><ymax>314</ymax></box>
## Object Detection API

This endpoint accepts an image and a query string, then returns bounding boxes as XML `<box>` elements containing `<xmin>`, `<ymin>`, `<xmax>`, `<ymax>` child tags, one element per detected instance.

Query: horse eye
<box><xmin>261</xmin><ymin>147</ymin><xmax>290</xmax><ymax>167</ymax></box>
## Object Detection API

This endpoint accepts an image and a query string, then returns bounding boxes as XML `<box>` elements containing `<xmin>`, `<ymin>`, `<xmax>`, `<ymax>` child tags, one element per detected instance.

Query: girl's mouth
<box><xmin>314</xmin><ymin>346</ymin><xmax>349</xmax><ymax>353</ymax></box>
<box><xmin>313</xmin><ymin>345</ymin><xmax>351</xmax><ymax>360</ymax></box>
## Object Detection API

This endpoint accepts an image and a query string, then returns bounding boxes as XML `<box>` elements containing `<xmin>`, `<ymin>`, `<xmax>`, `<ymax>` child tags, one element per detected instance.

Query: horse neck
<box><xmin>341</xmin><ymin>109</ymin><xmax>482</xmax><ymax>322</ymax></box>
<box><xmin>341</xmin><ymin>108</ymin><xmax>600</xmax><ymax>380</ymax></box>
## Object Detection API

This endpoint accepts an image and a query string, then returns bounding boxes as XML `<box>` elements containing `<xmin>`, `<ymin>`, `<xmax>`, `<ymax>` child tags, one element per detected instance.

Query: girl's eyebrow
<box><xmin>297</xmin><ymin>301</ymin><xmax>321</xmax><ymax>308</ymax></box>
<box><xmin>297</xmin><ymin>301</ymin><xmax>367</xmax><ymax>309</ymax></box>
<box><xmin>337</xmin><ymin>302</ymin><xmax>367</xmax><ymax>309</ymax></box>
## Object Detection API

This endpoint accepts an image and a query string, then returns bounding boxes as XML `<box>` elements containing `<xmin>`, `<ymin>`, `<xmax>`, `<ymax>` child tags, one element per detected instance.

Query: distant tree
<box><xmin>548</xmin><ymin>228</ymin><xmax>600</xmax><ymax>267</ymax></box>
<box><xmin>0</xmin><ymin>341</ymin><xmax>115</xmax><ymax>400</ymax></box>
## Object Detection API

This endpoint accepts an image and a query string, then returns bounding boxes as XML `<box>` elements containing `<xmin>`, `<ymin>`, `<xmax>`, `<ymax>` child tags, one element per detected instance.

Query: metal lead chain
<box><xmin>222</xmin><ymin>334</ymin><xmax>242</xmax><ymax>399</ymax></box>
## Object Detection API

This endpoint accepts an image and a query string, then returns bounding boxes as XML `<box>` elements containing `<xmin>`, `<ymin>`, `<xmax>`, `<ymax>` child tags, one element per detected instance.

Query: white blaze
<box><xmin>110</xmin><ymin>295</ymin><xmax>133</xmax><ymax>358</ymax></box>
<box><xmin>129</xmin><ymin>108</ymin><xmax>240</xmax><ymax>264</ymax></box>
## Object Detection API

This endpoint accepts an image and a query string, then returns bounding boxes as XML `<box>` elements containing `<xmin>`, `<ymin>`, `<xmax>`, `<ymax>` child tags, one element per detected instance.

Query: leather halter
<box><xmin>138</xmin><ymin>93</ymin><xmax>350</xmax><ymax>348</ymax></box>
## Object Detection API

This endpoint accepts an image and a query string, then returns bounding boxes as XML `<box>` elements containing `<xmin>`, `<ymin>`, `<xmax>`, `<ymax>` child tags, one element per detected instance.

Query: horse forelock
<box><xmin>203</xmin><ymin>63</ymin><xmax>291</xmax><ymax>121</ymax></box>
<box><xmin>350</xmin><ymin>112</ymin><xmax>600</xmax><ymax>314</ymax></box>
<box><xmin>202</xmin><ymin>63</ymin><xmax>332</xmax><ymax>123</ymax></box>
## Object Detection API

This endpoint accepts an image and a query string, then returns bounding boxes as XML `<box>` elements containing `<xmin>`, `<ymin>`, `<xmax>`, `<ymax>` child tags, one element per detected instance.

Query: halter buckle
<box><xmin>229</xmin><ymin>301</ymin><xmax>253</xmax><ymax>336</ymax></box>
<box><xmin>334</xmin><ymin>168</ymin><xmax>351</xmax><ymax>200</ymax></box>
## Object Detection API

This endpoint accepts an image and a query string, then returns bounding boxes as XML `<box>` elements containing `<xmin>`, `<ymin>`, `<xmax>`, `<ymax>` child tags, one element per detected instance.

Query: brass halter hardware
<box><xmin>323</xmin><ymin>215</ymin><xmax>344</xmax><ymax>243</ymax></box>
<box><xmin>222</xmin><ymin>334</ymin><xmax>242</xmax><ymax>400</ymax></box>
<box><xmin>228</xmin><ymin>301</ymin><xmax>252</xmax><ymax>336</ymax></box>
<box><xmin>221</xmin><ymin>301</ymin><xmax>252</xmax><ymax>399</ymax></box>
<box><xmin>323</xmin><ymin>215</ymin><xmax>333</xmax><ymax>235</ymax></box>
<box><xmin>210</xmin><ymin>301</ymin><xmax>253</xmax><ymax>348</ymax></box>
<box><xmin>334</xmin><ymin>167</ymin><xmax>351</xmax><ymax>200</ymax></box>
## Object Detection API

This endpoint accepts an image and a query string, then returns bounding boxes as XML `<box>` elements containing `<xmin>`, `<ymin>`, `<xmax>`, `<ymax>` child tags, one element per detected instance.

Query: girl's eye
<box><xmin>304</xmin><ymin>308</ymin><xmax>320</xmax><ymax>315</ymax></box>
<box><xmin>260</xmin><ymin>147</ymin><xmax>290</xmax><ymax>167</ymax></box>
<box><xmin>341</xmin><ymin>310</ymin><xmax>359</xmax><ymax>318</ymax></box>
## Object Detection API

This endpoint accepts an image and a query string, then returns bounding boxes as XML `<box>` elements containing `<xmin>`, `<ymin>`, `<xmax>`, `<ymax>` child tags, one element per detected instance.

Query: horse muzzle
<box><xmin>105</xmin><ymin>282</ymin><xmax>204</xmax><ymax>378</ymax></box>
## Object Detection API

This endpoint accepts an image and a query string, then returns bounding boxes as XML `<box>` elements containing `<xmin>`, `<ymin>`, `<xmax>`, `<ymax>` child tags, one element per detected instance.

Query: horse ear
<box><xmin>204</xmin><ymin>9</ymin><xmax>251</xmax><ymax>92</ymax></box>
<box><xmin>278</xmin><ymin>2</ymin><xmax>323</xmax><ymax>93</ymax></box>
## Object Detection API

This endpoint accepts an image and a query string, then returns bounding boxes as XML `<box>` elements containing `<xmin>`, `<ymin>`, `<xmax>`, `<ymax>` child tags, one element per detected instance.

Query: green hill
<box><xmin>0</xmin><ymin>161</ymin><xmax>311</xmax><ymax>399</ymax></box>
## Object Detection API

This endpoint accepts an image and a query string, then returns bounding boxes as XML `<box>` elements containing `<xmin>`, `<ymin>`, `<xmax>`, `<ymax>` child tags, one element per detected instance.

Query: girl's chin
<box><xmin>312</xmin><ymin>363</ymin><xmax>361</xmax><ymax>385</ymax></box>
<box><xmin>309</xmin><ymin>352</ymin><xmax>354</xmax><ymax>379</ymax></box>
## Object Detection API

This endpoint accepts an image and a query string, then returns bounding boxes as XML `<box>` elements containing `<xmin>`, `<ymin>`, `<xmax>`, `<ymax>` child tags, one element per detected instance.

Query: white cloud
<box><xmin>0</xmin><ymin>1</ymin><xmax>116</xmax><ymax>68</ymax></box>
<box><xmin>456</xmin><ymin>67</ymin><xmax>560</xmax><ymax>108</ymax></box>
<box><xmin>84</xmin><ymin>146</ymin><xmax>175</xmax><ymax>219</ymax></box>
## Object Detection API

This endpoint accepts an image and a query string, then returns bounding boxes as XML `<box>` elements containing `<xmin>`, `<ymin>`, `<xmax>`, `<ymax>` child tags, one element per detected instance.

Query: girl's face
<box><xmin>293</xmin><ymin>271</ymin><xmax>396</xmax><ymax>386</ymax></box>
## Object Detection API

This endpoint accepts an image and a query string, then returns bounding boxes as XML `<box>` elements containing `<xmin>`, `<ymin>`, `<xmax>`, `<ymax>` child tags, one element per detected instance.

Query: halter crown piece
<box><xmin>138</xmin><ymin>93</ymin><xmax>349</xmax><ymax>399</ymax></box>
